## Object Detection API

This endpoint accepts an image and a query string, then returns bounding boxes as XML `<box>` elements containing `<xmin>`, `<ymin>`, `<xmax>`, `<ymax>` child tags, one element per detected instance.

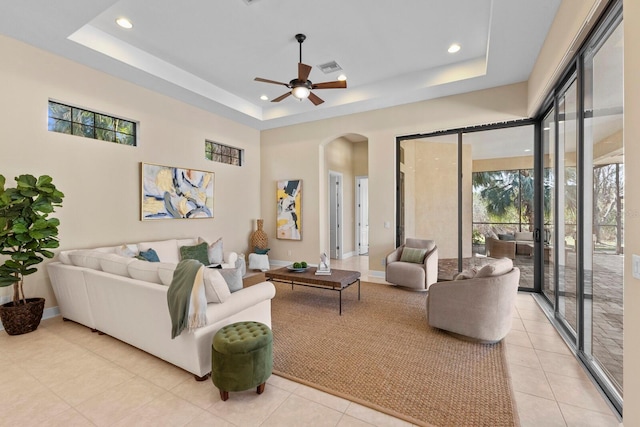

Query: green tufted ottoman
<box><xmin>211</xmin><ymin>321</ymin><xmax>273</xmax><ymax>401</ymax></box>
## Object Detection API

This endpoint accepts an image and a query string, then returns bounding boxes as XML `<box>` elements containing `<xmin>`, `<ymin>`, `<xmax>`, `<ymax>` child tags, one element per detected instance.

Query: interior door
<box><xmin>329</xmin><ymin>172</ymin><xmax>342</xmax><ymax>259</ymax></box>
<box><xmin>356</xmin><ymin>177</ymin><xmax>369</xmax><ymax>254</ymax></box>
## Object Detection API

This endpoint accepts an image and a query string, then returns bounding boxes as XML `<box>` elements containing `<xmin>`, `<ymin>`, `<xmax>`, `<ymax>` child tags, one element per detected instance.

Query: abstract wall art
<box><xmin>141</xmin><ymin>163</ymin><xmax>214</xmax><ymax>220</ymax></box>
<box><xmin>276</xmin><ymin>179</ymin><xmax>302</xmax><ymax>240</ymax></box>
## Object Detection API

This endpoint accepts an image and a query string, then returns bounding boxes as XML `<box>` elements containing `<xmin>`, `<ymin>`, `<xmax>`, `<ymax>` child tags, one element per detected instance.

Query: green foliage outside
<box><xmin>0</xmin><ymin>174</ymin><xmax>64</xmax><ymax>305</ymax></box>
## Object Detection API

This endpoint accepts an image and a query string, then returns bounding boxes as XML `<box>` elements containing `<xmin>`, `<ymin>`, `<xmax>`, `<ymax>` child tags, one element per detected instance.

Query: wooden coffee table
<box><xmin>265</xmin><ymin>267</ymin><xmax>361</xmax><ymax>315</ymax></box>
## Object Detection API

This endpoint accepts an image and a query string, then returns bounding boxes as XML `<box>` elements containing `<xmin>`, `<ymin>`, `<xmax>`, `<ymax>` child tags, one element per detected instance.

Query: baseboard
<box><xmin>0</xmin><ymin>305</ymin><xmax>60</xmax><ymax>332</ymax></box>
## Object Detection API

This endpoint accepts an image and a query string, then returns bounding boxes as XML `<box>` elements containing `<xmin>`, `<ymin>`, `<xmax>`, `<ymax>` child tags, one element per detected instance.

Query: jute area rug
<box><xmin>269</xmin><ymin>280</ymin><xmax>519</xmax><ymax>427</ymax></box>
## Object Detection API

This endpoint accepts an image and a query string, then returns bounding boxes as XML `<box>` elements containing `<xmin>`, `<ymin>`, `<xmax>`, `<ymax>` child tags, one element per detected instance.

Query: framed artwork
<box><xmin>277</xmin><ymin>179</ymin><xmax>302</xmax><ymax>240</ymax></box>
<box><xmin>141</xmin><ymin>162</ymin><xmax>214</xmax><ymax>220</ymax></box>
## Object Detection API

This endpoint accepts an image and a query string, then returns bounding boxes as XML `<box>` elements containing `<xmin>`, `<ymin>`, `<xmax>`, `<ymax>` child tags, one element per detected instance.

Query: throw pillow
<box><xmin>136</xmin><ymin>248</ymin><xmax>160</xmax><ymax>262</ymax></box>
<box><xmin>203</xmin><ymin>268</ymin><xmax>231</xmax><ymax>303</ymax></box>
<box><xmin>486</xmin><ymin>229</ymin><xmax>499</xmax><ymax>240</ymax></box>
<box><xmin>115</xmin><ymin>244</ymin><xmax>138</xmax><ymax>258</ymax></box>
<box><xmin>474</xmin><ymin>258</ymin><xmax>514</xmax><ymax>278</ymax></box>
<box><xmin>235</xmin><ymin>254</ymin><xmax>246</xmax><ymax>277</ymax></box>
<box><xmin>198</xmin><ymin>237</ymin><xmax>224</xmax><ymax>265</ymax></box>
<box><xmin>248</xmin><ymin>253</ymin><xmax>270</xmax><ymax>271</ymax></box>
<box><xmin>453</xmin><ymin>268</ymin><xmax>478</xmax><ymax>280</ymax></box>
<box><xmin>138</xmin><ymin>239</ymin><xmax>179</xmax><ymax>263</ymax></box>
<box><xmin>254</xmin><ymin>247</ymin><xmax>270</xmax><ymax>255</ymax></box>
<box><xmin>219</xmin><ymin>268</ymin><xmax>243</xmax><ymax>293</ymax></box>
<box><xmin>180</xmin><ymin>242</ymin><xmax>210</xmax><ymax>266</ymax></box>
<box><xmin>400</xmin><ymin>247</ymin><xmax>428</xmax><ymax>263</ymax></box>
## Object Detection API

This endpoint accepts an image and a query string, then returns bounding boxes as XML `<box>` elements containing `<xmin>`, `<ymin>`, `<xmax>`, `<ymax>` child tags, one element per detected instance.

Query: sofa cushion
<box><xmin>220</xmin><ymin>268</ymin><xmax>243</xmax><ymax>293</ymax></box>
<box><xmin>514</xmin><ymin>231</ymin><xmax>533</xmax><ymax>241</ymax></box>
<box><xmin>235</xmin><ymin>254</ymin><xmax>247</xmax><ymax>277</ymax></box>
<box><xmin>198</xmin><ymin>237</ymin><xmax>224</xmax><ymax>265</ymax></box>
<box><xmin>203</xmin><ymin>268</ymin><xmax>231</xmax><ymax>303</ymax></box>
<box><xmin>68</xmin><ymin>250</ymin><xmax>103</xmax><ymax>270</ymax></box>
<box><xmin>400</xmin><ymin>247</ymin><xmax>427</xmax><ymax>264</ymax></box>
<box><xmin>180</xmin><ymin>242</ymin><xmax>210</xmax><ymax>266</ymax></box>
<box><xmin>99</xmin><ymin>253</ymin><xmax>136</xmax><ymax>277</ymax></box>
<box><xmin>136</xmin><ymin>248</ymin><xmax>160</xmax><ymax>262</ymax></box>
<box><xmin>158</xmin><ymin>263</ymin><xmax>177</xmax><ymax>286</ymax></box>
<box><xmin>138</xmin><ymin>239</ymin><xmax>179</xmax><ymax>263</ymax></box>
<box><xmin>474</xmin><ymin>258</ymin><xmax>514</xmax><ymax>278</ymax></box>
<box><xmin>497</xmin><ymin>233</ymin><xmax>515</xmax><ymax>241</ymax></box>
<box><xmin>127</xmin><ymin>259</ymin><xmax>172</xmax><ymax>284</ymax></box>
<box><xmin>486</xmin><ymin>229</ymin><xmax>499</xmax><ymax>240</ymax></box>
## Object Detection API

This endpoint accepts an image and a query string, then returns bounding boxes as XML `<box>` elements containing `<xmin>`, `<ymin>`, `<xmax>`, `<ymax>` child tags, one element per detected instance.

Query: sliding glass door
<box><xmin>538</xmin><ymin>1</ymin><xmax>623</xmax><ymax>411</ymax></box>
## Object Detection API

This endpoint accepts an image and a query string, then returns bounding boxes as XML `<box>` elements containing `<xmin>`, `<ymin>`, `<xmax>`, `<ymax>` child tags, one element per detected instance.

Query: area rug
<box><xmin>270</xmin><ymin>280</ymin><xmax>519</xmax><ymax>427</ymax></box>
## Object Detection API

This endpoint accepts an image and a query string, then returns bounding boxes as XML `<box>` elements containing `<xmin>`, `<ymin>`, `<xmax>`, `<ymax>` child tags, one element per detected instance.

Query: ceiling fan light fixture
<box><xmin>292</xmin><ymin>86</ymin><xmax>310</xmax><ymax>99</ymax></box>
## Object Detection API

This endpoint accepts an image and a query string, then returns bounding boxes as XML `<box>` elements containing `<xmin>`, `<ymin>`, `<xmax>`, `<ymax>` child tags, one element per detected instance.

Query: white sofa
<box><xmin>46</xmin><ymin>238</ymin><xmax>276</xmax><ymax>380</ymax></box>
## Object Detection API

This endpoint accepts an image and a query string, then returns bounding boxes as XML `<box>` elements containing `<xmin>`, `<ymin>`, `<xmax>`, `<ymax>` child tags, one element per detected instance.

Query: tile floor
<box><xmin>0</xmin><ymin>255</ymin><xmax>622</xmax><ymax>426</ymax></box>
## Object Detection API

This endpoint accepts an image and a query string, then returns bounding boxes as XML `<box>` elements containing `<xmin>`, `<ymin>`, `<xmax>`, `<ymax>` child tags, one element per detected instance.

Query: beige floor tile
<box><xmin>559</xmin><ymin>402</ymin><xmax>620</xmax><ymax>427</ymax></box>
<box><xmin>517</xmin><ymin>307</ymin><xmax>550</xmax><ymax>322</ymax></box>
<box><xmin>50</xmin><ymin>361</ymin><xmax>135</xmax><ymax>406</ymax></box>
<box><xmin>45</xmin><ymin>408</ymin><xmax>95</xmax><ymax>426</ymax></box>
<box><xmin>509</xmin><ymin>364</ymin><xmax>555</xmax><ymax>400</ymax></box>
<box><xmin>268</xmin><ymin>374</ymin><xmax>302</xmax><ymax>393</ymax></box>
<box><xmin>184</xmin><ymin>410</ymin><xmax>237</xmax><ymax>426</ymax></box>
<box><xmin>337</xmin><ymin>414</ymin><xmax>376</xmax><ymax>426</ymax></box>
<box><xmin>293</xmin><ymin>383</ymin><xmax>350</xmax><ymax>412</ymax></box>
<box><xmin>522</xmin><ymin>318</ymin><xmax>562</xmax><ymax>337</ymax></box>
<box><xmin>546</xmin><ymin>374</ymin><xmax>615</xmax><ymax>415</ymax></box>
<box><xmin>506</xmin><ymin>343</ymin><xmax>542</xmax><ymax>369</ymax></box>
<box><xmin>170</xmin><ymin>376</ymin><xmax>221</xmax><ymax>410</ymax></box>
<box><xmin>505</xmin><ymin>329</ymin><xmax>534</xmax><ymax>348</ymax></box>
<box><xmin>262</xmin><ymin>394</ymin><xmax>344</xmax><ymax>427</ymax></box>
<box><xmin>535</xmin><ymin>349</ymin><xmax>589</xmax><ymax>379</ymax></box>
<box><xmin>207</xmin><ymin>382</ymin><xmax>290</xmax><ymax>426</ymax></box>
<box><xmin>112</xmin><ymin>391</ymin><xmax>205</xmax><ymax>426</ymax></box>
<box><xmin>511</xmin><ymin>317</ymin><xmax>526</xmax><ymax>331</ymax></box>
<box><xmin>528</xmin><ymin>332</ymin><xmax>572</xmax><ymax>355</ymax></box>
<box><xmin>0</xmin><ymin>388</ymin><xmax>71</xmax><ymax>425</ymax></box>
<box><xmin>123</xmin><ymin>352</ymin><xmax>193</xmax><ymax>390</ymax></box>
<box><xmin>515</xmin><ymin>293</ymin><xmax>539</xmax><ymax>309</ymax></box>
<box><xmin>513</xmin><ymin>391</ymin><xmax>565</xmax><ymax>427</ymax></box>
<box><xmin>74</xmin><ymin>376</ymin><xmax>165</xmax><ymax>426</ymax></box>
<box><xmin>19</xmin><ymin>349</ymin><xmax>112</xmax><ymax>388</ymax></box>
<box><xmin>344</xmin><ymin>403</ymin><xmax>413</xmax><ymax>427</ymax></box>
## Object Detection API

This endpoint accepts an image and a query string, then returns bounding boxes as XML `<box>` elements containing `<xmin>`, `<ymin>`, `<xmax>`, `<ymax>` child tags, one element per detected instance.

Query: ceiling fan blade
<box><xmin>255</xmin><ymin>77</ymin><xmax>289</xmax><ymax>87</ymax></box>
<box><xmin>312</xmin><ymin>81</ymin><xmax>347</xmax><ymax>90</ymax></box>
<box><xmin>308</xmin><ymin>92</ymin><xmax>324</xmax><ymax>106</ymax></box>
<box><xmin>271</xmin><ymin>92</ymin><xmax>292</xmax><ymax>102</ymax></box>
<box><xmin>298</xmin><ymin>63</ymin><xmax>312</xmax><ymax>82</ymax></box>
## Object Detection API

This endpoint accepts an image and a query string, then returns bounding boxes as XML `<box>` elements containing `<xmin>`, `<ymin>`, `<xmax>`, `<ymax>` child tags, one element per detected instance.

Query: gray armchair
<box><xmin>427</xmin><ymin>258</ymin><xmax>520</xmax><ymax>343</ymax></box>
<box><xmin>385</xmin><ymin>238</ymin><xmax>438</xmax><ymax>291</ymax></box>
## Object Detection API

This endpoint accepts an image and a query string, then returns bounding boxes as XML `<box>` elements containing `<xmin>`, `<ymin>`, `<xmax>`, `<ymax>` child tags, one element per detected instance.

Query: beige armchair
<box><xmin>385</xmin><ymin>238</ymin><xmax>438</xmax><ymax>291</ymax></box>
<box><xmin>427</xmin><ymin>258</ymin><xmax>520</xmax><ymax>343</ymax></box>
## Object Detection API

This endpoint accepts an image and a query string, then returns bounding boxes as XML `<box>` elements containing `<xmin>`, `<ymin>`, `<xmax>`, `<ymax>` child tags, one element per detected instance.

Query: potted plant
<box><xmin>0</xmin><ymin>174</ymin><xmax>64</xmax><ymax>335</ymax></box>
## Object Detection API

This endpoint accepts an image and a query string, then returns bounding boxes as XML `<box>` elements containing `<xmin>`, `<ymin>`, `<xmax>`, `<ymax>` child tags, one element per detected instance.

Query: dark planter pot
<box><xmin>0</xmin><ymin>297</ymin><xmax>45</xmax><ymax>336</ymax></box>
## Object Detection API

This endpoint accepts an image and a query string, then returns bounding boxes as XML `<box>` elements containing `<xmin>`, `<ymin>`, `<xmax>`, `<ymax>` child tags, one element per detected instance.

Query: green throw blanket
<box><xmin>167</xmin><ymin>259</ymin><xmax>207</xmax><ymax>339</ymax></box>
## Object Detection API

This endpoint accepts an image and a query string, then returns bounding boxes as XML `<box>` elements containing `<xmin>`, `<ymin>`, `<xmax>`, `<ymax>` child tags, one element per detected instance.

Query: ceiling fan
<box><xmin>254</xmin><ymin>34</ymin><xmax>347</xmax><ymax>106</ymax></box>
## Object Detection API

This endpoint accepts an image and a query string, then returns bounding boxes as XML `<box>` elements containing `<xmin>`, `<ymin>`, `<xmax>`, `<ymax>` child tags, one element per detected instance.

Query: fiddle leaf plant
<box><xmin>0</xmin><ymin>174</ymin><xmax>64</xmax><ymax>305</ymax></box>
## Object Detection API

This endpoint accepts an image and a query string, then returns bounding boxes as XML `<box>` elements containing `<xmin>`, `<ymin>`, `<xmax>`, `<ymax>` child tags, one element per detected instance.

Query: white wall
<box><xmin>0</xmin><ymin>35</ymin><xmax>261</xmax><ymax>308</ymax></box>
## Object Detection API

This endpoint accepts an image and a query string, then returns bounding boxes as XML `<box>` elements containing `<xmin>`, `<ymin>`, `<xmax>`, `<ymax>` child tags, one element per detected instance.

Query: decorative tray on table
<box><xmin>286</xmin><ymin>264</ymin><xmax>308</xmax><ymax>273</ymax></box>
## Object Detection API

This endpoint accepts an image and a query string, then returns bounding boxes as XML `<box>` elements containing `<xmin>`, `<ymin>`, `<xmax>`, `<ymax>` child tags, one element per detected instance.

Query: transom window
<box><xmin>47</xmin><ymin>101</ymin><xmax>137</xmax><ymax>146</ymax></box>
<box><xmin>205</xmin><ymin>140</ymin><xmax>243</xmax><ymax>166</ymax></box>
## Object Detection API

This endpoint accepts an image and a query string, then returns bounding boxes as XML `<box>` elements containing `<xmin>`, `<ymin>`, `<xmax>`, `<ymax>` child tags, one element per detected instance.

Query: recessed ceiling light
<box><xmin>524</xmin><ymin>149</ymin><xmax>532</xmax><ymax>152</ymax></box>
<box><xmin>337</xmin><ymin>74</ymin><xmax>347</xmax><ymax>81</ymax></box>
<box><xmin>116</xmin><ymin>17</ymin><xmax>133</xmax><ymax>29</ymax></box>
<box><xmin>260</xmin><ymin>95</ymin><xmax>268</xmax><ymax>101</ymax></box>
<box><xmin>448</xmin><ymin>43</ymin><xmax>461</xmax><ymax>54</ymax></box>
